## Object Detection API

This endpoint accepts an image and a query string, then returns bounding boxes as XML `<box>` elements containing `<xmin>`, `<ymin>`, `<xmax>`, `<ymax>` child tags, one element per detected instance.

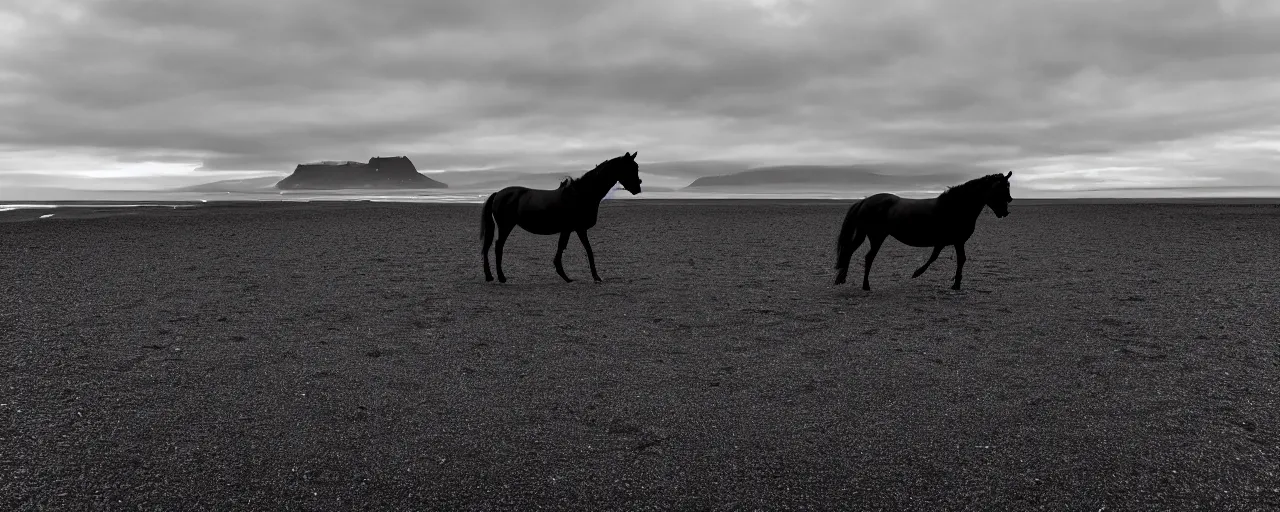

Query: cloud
<box><xmin>2</xmin><ymin>0</ymin><xmax>1279</xmax><ymax>192</ymax></box>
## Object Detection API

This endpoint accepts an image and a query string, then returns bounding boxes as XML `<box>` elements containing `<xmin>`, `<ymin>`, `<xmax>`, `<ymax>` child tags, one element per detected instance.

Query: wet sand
<box><xmin>3</xmin><ymin>200</ymin><xmax>1278</xmax><ymax>509</ymax></box>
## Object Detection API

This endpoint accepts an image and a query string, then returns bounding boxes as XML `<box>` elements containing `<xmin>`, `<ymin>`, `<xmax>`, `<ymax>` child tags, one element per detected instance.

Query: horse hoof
<box><xmin>485</xmin><ymin>275</ymin><xmax>494</xmax><ymax>282</ymax></box>
<box><xmin>592</xmin><ymin>276</ymin><xmax>602</xmax><ymax>282</ymax></box>
<box><xmin>862</xmin><ymin>285</ymin><xmax>871</xmax><ymax>291</ymax></box>
<box><xmin>498</xmin><ymin>276</ymin><xmax>507</xmax><ymax>283</ymax></box>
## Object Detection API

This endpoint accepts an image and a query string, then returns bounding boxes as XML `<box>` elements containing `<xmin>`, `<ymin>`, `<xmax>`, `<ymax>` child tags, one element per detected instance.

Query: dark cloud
<box><xmin>2</xmin><ymin>0</ymin><xmax>1279</xmax><ymax>191</ymax></box>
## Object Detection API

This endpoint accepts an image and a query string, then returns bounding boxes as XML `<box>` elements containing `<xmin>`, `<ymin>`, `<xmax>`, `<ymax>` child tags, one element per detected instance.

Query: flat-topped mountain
<box><xmin>275</xmin><ymin>156</ymin><xmax>448</xmax><ymax>190</ymax></box>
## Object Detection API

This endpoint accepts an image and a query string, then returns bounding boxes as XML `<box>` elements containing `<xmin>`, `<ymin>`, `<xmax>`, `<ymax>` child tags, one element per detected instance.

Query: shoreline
<box><xmin>4</xmin><ymin>197</ymin><xmax>1279</xmax><ymax>223</ymax></box>
<box><xmin>5</xmin><ymin>195</ymin><xmax>1280</xmax><ymax>208</ymax></box>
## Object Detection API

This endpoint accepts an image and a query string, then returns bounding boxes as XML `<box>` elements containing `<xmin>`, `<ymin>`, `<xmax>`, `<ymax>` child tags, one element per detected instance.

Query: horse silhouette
<box><xmin>481</xmin><ymin>152</ymin><xmax>642</xmax><ymax>283</ymax></box>
<box><xmin>834</xmin><ymin>172</ymin><xmax>1013</xmax><ymax>291</ymax></box>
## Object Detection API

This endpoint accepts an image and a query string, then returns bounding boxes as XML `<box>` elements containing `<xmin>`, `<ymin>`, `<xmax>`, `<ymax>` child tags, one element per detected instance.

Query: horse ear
<box><xmin>629</xmin><ymin>151</ymin><xmax>636</xmax><ymax>160</ymax></box>
<box><xmin>1005</xmin><ymin>171</ymin><xmax>1013</xmax><ymax>179</ymax></box>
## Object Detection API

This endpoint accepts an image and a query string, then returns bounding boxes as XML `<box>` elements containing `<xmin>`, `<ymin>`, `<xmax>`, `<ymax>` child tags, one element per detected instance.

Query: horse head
<box><xmin>609</xmin><ymin>152</ymin><xmax>642</xmax><ymax>195</ymax></box>
<box><xmin>986</xmin><ymin>171</ymin><xmax>1013</xmax><ymax>218</ymax></box>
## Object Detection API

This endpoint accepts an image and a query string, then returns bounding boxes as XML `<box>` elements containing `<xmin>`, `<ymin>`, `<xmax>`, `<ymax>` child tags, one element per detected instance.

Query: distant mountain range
<box><xmin>170</xmin><ymin>160</ymin><xmax>997</xmax><ymax>194</ymax></box>
<box><xmin>427</xmin><ymin>160</ymin><xmax>746</xmax><ymax>191</ymax></box>
<box><xmin>684</xmin><ymin>164</ymin><xmax>985</xmax><ymax>191</ymax></box>
<box><xmin>175</xmin><ymin>176</ymin><xmax>282</xmax><ymax>193</ymax></box>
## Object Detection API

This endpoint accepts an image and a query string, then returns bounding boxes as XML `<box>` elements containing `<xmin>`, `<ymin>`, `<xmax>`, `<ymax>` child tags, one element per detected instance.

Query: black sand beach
<box><xmin>3</xmin><ymin>200</ymin><xmax>1278</xmax><ymax>509</ymax></box>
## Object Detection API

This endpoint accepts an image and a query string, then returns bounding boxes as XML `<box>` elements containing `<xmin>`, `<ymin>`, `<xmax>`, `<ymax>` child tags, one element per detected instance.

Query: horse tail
<box><xmin>480</xmin><ymin>192</ymin><xmax>496</xmax><ymax>248</ymax></box>
<box><xmin>834</xmin><ymin>199</ymin><xmax>864</xmax><ymax>270</ymax></box>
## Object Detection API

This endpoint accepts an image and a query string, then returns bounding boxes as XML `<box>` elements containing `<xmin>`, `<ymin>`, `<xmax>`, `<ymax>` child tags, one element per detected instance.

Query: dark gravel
<box><xmin>2</xmin><ymin>200</ymin><xmax>1278</xmax><ymax>510</ymax></box>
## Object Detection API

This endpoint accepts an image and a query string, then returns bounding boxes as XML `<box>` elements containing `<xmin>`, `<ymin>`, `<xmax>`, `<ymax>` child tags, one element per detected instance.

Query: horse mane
<box><xmin>561</xmin><ymin>156</ymin><xmax>624</xmax><ymax>194</ymax></box>
<box><xmin>938</xmin><ymin>173</ymin><xmax>1004</xmax><ymax>205</ymax></box>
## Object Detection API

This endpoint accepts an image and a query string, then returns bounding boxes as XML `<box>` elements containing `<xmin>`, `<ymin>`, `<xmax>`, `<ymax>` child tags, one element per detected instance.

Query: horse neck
<box><xmin>938</xmin><ymin>183</ymin><xmax>989</xmax><ymax>219</ymax></box>
<box><xmin>569</xmin><ymin>166</ymin><xmax>619</xmax><ymax>203</ymax></box>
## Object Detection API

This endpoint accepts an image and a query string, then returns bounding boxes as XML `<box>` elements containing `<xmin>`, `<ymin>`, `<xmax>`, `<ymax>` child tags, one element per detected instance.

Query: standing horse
<box><xmin>481</xmin><ymin>152</ymin><xmax>643</xmax><ymax>283</ymax></box>
<box><xmin>834</xmin><ymin>172</ymin><xmax>1013</xmax><ymax>291</ymax></box>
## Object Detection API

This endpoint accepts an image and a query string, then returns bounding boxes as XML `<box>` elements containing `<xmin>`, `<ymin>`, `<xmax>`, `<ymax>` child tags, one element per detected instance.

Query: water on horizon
<box><xmin>4</xmin><ymin>186</ymin><xmax>1280</xmax><ymax>212</ymax></box>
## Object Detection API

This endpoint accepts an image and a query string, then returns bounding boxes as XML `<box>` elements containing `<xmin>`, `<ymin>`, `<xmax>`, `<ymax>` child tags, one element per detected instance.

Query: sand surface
<box><xmin>2</xmin><ymin>200</ymin><xmax>1278</xmax><ymax>509</ymax></box>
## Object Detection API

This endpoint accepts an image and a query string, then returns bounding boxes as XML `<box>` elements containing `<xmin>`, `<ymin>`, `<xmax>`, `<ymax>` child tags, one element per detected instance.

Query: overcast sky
<box><xmin>3</xmin><ymin>0</ymin><xmax>1280</xmax><ymax>192</ymax></box>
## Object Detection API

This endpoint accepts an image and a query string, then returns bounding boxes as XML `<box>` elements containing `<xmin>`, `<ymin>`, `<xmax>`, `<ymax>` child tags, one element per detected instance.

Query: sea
<box><xmin>4</xmin><ymin>186</ymin><xmax>1280</xmax><ymax>213</ymax></box>
<box><xmin>0</xmin><ymin>188</ymin><xmax>918</xmax><ymax>212</ymax></box>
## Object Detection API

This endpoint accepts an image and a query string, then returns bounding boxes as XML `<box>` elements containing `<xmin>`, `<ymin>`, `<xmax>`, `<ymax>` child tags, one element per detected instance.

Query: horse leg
<box><xmin>862</xmin><ymin>235</ymin><xmax>885</xmax><ymax>291</ymax></box>
<box><xmin>481</xmin><ymin>194</ymin><xmax>496</xmax><ymax>282</ymax></box>
<box><xmin>482</xmin><ymin>239</ymin><xmax>493</xmax><ymax>282</ymax></box>
<box><xmin>576</xmin><ymin>230</ymin><xmax>602</xmax><ymax>282</ymax></box>
<box><xmin>912</xmin><ymin>245</ymin><xmax>944</xmax><ymax>279</ymax></box>
<box><xmin>834</xmin><ymin>231</ymin><xmax>866</xmax><ymax>285</ymax></box>
<box><xmin>482</xmin><ymin>229</ymin><xmax>495</xmax><ymax>283</ymax></box>
<box><xmin>494</xmin><ymin>223</ymin><xmax>515</xmax><ymax>283</ymax></box>
<box><xmin>553</xmin><ymin>231</ymin><xmax>573</xmax><ymax>283</ymax></box>
<box><xmin>952</xmin><ymin>243</ymin><xmax>967</xmax><ymax>290</ymax></box>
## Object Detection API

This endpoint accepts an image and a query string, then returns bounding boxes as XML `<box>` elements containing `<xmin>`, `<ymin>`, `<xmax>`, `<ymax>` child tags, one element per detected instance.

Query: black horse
<box><xmin>834</xmin><ymin>172</ymin><xmax>1013</xmax><ymax>291</ymax></box>
<box><xmin>481</xmin><ymin>152</ymin><xmax>642</xmax><ymax>283</ymax></box>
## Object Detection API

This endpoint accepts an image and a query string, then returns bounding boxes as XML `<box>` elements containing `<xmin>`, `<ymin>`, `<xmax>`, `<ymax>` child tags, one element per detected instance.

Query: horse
<box><xmin>833</xmin><ymin>171</ymin><xmax>1013</xmax><ymax>291</ymax></box>
<box><xmin>481</xmin><ymin>152</ymin><xmax>643</xmax><ymax>283</ymax></box>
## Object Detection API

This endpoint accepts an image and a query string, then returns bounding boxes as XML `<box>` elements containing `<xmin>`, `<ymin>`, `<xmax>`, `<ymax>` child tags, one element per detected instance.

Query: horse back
<box><xmin>492</xmin><ymin>186</ymin><xmax>563</xmax><ymax>207</ymax></box>
<box><xmin>489</xmin><ymin>186</ymin><xmax>532</xmax><ymax>212</ymax></box>
<box><xmin>491</xmin><ymin>185</ymin><xmax>597</xmax><ymax>233</ymax></box>
<box><xmin>857</xmin><ymin>193</ymin><xmax>904</xmax><ymax>218</ymax></box>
